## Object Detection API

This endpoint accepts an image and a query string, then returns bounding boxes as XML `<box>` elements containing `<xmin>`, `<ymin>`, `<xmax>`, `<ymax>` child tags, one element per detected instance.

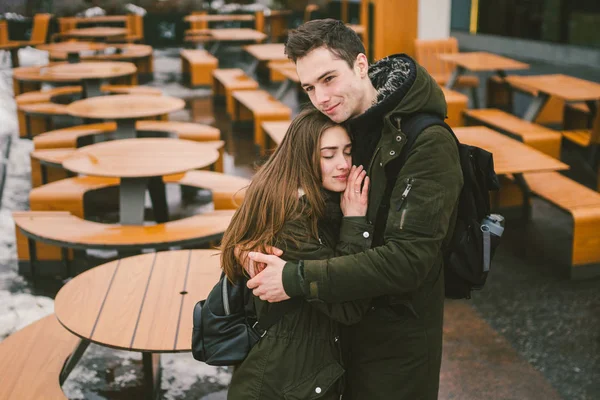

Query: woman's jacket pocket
<box><xmin>283</xmin><ymin>362</ymin><xmax>345</xmax><ymax>400</ymax></box>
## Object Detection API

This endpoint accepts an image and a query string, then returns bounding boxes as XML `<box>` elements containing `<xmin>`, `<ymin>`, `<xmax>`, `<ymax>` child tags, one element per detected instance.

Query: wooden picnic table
<box><xmin>191</xmin><ymin>28</ymin><xmax>267</xmax><ymax>54</ymax></box>
<box><xmin>74</xmin><ymin>15</ymin><xmax>128</xmax><ymax>25</ymax></box>
<box><xmin>37</xmin><ymin>41</ymin><xmax>107</xmax><ymax>63</ymax></box>
<box><xmin>66</xmin><ymin>27</ymin><xmax>128</xmax><ymax>41</ymax></box>
<box><xmin>185</xmin><ymin>14</ymin><xmax>255</xmax><ymax>23</ymax></box>
<box><xmin>20</xmin><ymin>62</ymin><xmax>137</xmax><ymax>98</ymax></box>
<box><xmin>268</xmin><ymin>62</ymin><xmax>298</xmax><ymax>100</ymax></box>
<box><xmin>66</xmin><ymin>94</ymin><xmax>184</xmax><ymax>138</ymax></box>
<box><xmin>455</xmin><ymin>126</ymin><xmax>568</xmax><ymax>217</ymax></box>
<box><xmin>439</xmin><ymin>52</ymin><xmax>529</xmax><ymax>108</ymax></box>
<box><xmin>0</xmin><ymin>42</ymin><xmax>25</xmax><ymax>67</ymax></box>
<box><xmin>54</xmin><ymin>249</ymin><xmax>222</xmax><ymax>399</ymax></box>
<box><xmin>505</xmin><ymin>74</ymin><xmax>600</xmax><ymax>122</ymax></box>
<box><xmin>62</xmin><ymin>138</ymin><xmax>219</xmax><ymax>225</ymax></box>
<box><xmin>244</xmin><ymin>43</ymin><xmax>287</xmax><ymax>74</ymax></box>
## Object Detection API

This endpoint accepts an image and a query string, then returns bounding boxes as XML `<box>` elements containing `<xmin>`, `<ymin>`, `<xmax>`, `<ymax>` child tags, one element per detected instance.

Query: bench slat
<box><xmin>13</xmin><ymin>210</ymin><xmax>234</xmax><ymax>250</ymax></box>
<box><xmin>464</xmin><ymin>108</ymin><xmax>562</xmax><ymax>158</ymax></box>
<box><xmin>524</xmin><ymin>171</ymin><xmax>600</xmax><ymax>210</ymax></box>
<box><xmin>0</xmin><ymin>315</ymin><xmax>77</xmax><ymax>399</ymax></box>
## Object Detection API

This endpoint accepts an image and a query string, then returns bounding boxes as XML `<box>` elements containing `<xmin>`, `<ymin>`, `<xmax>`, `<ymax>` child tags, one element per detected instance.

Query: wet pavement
<box><xmin>0</xmin><ymin>45</ymin><xmax>598</xmax><ymax>399</ymax></box>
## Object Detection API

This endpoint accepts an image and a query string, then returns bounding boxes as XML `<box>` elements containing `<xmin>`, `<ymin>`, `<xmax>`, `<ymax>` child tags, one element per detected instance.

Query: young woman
<box><xmin>220</xmin><ymin>108</ymin><xmax>372</xmax><ymax>399</ymax></box>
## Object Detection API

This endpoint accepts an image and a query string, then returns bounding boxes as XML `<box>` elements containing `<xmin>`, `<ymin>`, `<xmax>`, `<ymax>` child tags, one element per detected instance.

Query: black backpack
<box><xmin>192</xmin><ymin>272</ymin><xmax>297</xmax><ymax>365</ymax></box>
<box><xmin>379</xmin><ymin>113</ymin><xmax>502</xmax><ymax>299</ymax></box>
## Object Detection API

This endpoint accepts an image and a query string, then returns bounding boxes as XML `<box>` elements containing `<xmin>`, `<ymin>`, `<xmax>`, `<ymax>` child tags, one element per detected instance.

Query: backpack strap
<box><xmin>372</xmin><ymin>113</ymin><xmax>453</xmax><ymax>247</ymax></box>
<box><xmin>244</xmin><ymin>280</ymin><xmax>301</xmax><ymax>336</ymax></box>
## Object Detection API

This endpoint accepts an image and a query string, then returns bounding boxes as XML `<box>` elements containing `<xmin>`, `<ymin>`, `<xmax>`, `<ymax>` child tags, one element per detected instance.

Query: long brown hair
<box><xmin>220</xmin><ymin>108</ymin><xmax>338</xmax><ymax>280</ymax></box>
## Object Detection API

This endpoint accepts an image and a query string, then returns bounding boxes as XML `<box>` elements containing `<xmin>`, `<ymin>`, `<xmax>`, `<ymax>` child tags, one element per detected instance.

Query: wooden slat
<box><xmin>91</xmin><ymin>253</ymin><xmax>155</xmax><ymax>349</ymax></box>
<box><xmin>175</xmin><ymin>250</ymin><xmax>222</xmax><ymax>350</ymax></box>
<box><xmin>439</xmin><ymin>52</ymin><xmax>529</xmax><ymax>72</ymax></box>
<box><xmin>0</xmin><ymin>315</ymin><xmax>76</xmax><ymax>400</ymax></box>
<box><xmin>453</xmin><ymin>126</ymin><xmax>568</xmax><ymax>175</ymax></box>
<box><xmin>523</xmin><ymin>171</ymin><xmax>600</xmax><ymax>210</ymax></box>
<box><xmin>464</xmin><ymin>108</ymin><xmax>562</xmax><ymax>158</ymax></box>
<box><xmin>13</xmin><ymin>210</ymin><xmax>234</xmax><ymax>249</ymax></box>
<box><xmin>561</xmin><ymin>130</ymin><xmax>591</xmax><ymax>147</ymax></box>
<box><xmin>232</xmin><ymin>90</ymin><xmax>290</xmax><ymax>116</ymax></box>
<box><xmin>55</xmin><ymin>261</ymin><xmax>119</xmax><ymax>338</ymax></box>
<box><xmin>506</xmin><ymin>74</ymin><xmax>600</xmax><ymax>102</ymax></box>
<box><xmin>131</xmin><ymin>251</ymin><xmax>190</xmax><ymax>352</ymax></box>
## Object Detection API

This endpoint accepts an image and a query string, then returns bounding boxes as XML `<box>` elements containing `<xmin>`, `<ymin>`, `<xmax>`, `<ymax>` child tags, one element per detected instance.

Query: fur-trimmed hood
<box><xmin>348</xmin><ymin>54</ymin><xmax>447</xmax><ymax>167</ymax></box>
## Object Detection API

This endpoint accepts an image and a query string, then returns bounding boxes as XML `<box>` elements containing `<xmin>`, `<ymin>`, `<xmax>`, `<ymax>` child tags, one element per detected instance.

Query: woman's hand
<box><xmin>341</xmin><ymin>165</ymin><xmax>370</xmax><ymax>217</ymax></box>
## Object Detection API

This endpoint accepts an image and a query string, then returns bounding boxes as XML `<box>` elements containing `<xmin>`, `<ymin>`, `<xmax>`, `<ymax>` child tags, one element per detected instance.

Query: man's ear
<box><xmin>354</xmin><ymin>53</ymin><xmax>369</xmax><ymax>78</ymax></box>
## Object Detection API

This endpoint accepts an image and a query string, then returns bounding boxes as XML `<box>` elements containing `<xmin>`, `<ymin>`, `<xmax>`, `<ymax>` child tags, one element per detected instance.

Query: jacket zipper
<box><xmin>396</xmin><ymin>178</ymin><xmax>414</xmax><ymax>211</ymax></box>
<box><xmin>222</xmin><ymin>277</ymin><xmax>230</xmax><ymax>315</ymax></box>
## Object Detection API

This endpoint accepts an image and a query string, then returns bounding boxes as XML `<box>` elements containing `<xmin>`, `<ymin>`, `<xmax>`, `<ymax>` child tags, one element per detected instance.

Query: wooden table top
<box><xmin>506</xmin><ymin>74</ymin><xmax>600</xmax><ymax>102</ymax></box>
<box><xmin>454</xmin><ymin>126</ymin><xmax>568</xmax><ymax>175</ymax></box>
<box><xmin>441</xmin><ymin>87</ymin><xmax>469</xmax><ymax>104</ymax></box>
<box><xmin>438</xmin><ymin>52</ymin><xmax>529</xmax><ymax>72</ymax></box>
<box><xmin>67</xmin><ymin>27</ymin><xmax>128</xmax><ymax>38</ymax></box>
<box><xmin>232</xmin><ymin>90</ymin><xmax>291</xmax><ymax>115</ymax></box>
<box><xmin>42</xmin><ymin>61</ymin><xmax>137</xmax><ymax>81</ymax></box>
<box><xmin>54</xmin><ymin>249</ymin><xmax>222</xmax><ymax>352</ymax></box>
<box><xmin>185</xmin><ymin>14</ymin><xmax>255</xmax><ymax>22</ymax></box>
<box><xmin>262</xmin><ymin>120</ymin><xmax>291</xmax><ymax>145</ymax></box>
<box><xmin>244</xmin><ymin>43</ymin><xmax>286</xmax><ymax>61</ymax></box>
<box><xmin>66</xmin><ymin>94</ymin><xmax>184</xmax><ymax>120</ymax></box>
<box><xmin>37</xmin><ymin>41</ymin><xmax>107</xmax><ymax>54</ymax></box>
<box><xmin>207</xmin><ymin>28</ymin><xmax>267</xmax><ymax>42</ymax></box>
<box><xmin>74</xmin><ymin>15</ymin><xmax>128</xmax><ymax>24</ymax></box>
<box><xmin>62</xmin><ymin>138</ymin><xmax>219</xmax><ymax>178</ymax></box>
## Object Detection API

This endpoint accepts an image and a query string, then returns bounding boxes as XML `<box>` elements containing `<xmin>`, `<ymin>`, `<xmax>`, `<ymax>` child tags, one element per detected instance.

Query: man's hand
<box><xmin>246</xmin><ymin>252</ymin><xmax>290</xmax><ymax>302</ymax></box>
<box><xmin>235</xmin><ymin>245</ymin><xmax>283</xmax><ymax>277</ymax></box>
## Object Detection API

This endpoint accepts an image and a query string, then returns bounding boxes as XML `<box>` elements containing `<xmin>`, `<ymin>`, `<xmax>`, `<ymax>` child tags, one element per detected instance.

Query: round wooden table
<box><xmin>66</xmin><ymin>27</ymin><xmax>128</xmax><ymax>41</ymax></box>
<box><xmin>54</xmin><ymin>249</ymin><xmax>222</xmax><ymax>399</ymax></box>
<box><xmin>62</xmin><ymin>138</ymin><xmax>219</xmax><ymax>225</ymax></box>
<box><xmin>43</xmin><ymin>62</ymin><xmax>137</xmax><ymax>97</ymax></box>
<box><xmin>37</xmin><ymin>41</ymin><xmax>107</xmax><ymax>63</ymax></box>
<box><xmin>66</xmin><ymin>94</ymin><xmax>185</xmax><ymax>138</ymax></box>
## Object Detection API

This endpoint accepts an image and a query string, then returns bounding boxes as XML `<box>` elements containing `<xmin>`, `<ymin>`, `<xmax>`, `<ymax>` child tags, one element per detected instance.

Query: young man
<box><xmin>246</xmin><ymin>19</ymin><xmax>463</xmax><ymax>399</ymax></box>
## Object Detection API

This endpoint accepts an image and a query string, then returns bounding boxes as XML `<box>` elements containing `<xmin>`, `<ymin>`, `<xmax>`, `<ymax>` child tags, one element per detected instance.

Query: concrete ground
<box><xmin>0</xmin><ymin>45</ymin><xmax>598</xmax><ymax>399</ymax></box>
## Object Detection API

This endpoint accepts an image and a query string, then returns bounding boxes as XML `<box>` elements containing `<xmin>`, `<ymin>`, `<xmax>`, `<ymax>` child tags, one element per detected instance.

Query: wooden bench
<box><xmin>13</xmin><ymin>210</ymin><xmax>234</xmax><ymax>278</ymax></box>
<box><xmin>212</xmin><ymin>68</ymin><xmax>259</xmax><ymax>116</ymax></box>
<box><xmin>0</xmin><ymin>314</ymin><xmax>78</xmax><ymax>400</ymax></box>
<box><xmin>180</xmin><ymin>49</ymin><xmax>218</xmax><ymax>87</ymax></box>
<box><xmin>231</xmin><ymin>89</ymin><xmax>291</xmax><ymax>155</ymax></box>
<box><xmin>464</xmin><ymin>108</ymin><xmax>562</xmax><ymax>159</ymax></box>
<box><xmin>17</xmin><ymin>102</ymin><xmax>70</xmax><ymax>139</ymax></box>
<box><xmin>441</xmin><ymin>87</ymin><xmax>468</xmax><ymax>127</ymax></box>
<box><xmin>33</xmin><ymin>121</ymin><xmax>219</xmax><ymax>149</ymax></box>
<box><xmin>523</xmin><ymin>171</ymin><xmax>600</xmax><ymax>279</ymax></box>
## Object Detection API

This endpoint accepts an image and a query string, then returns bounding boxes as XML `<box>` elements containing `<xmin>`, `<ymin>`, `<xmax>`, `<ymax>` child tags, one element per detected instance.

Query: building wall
<box><xmin>418</xmin><ymin>0</ymin><xmax>451</xmax><ymax>39</ymax></box>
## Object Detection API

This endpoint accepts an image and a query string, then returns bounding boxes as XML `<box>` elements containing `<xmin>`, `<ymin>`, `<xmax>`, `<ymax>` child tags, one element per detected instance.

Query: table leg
<box><xmin>82</xmin><ymin>79</ymin><xmax>103</xmax><ymax>98</ymax></box>
<box><xmin>142</xmin><ymin>352</ymin><xmax>162</xmax><ymax>400</ymax></box>
<box><xmin>114</xmin><ymin>118</ymin><xmax>137</xmax><ymax>139</ymax></box>
<box><xmin>60</xmin><ymin>338</ymin><xmax>91</xmax><ymax>384</ymax></box>
<box><xmin>275</xmin><ymin>78</ymin><xmax>293</xmax><ymax>100</ymax></box>
<box><xmin>445</xmin><ymin>66</ymin><xmax>464</xmax><ymax>89</ymax></box>
<box><xmin>120</xmin><ymin>177</ymin><xmax>149</xmax><ymax>225</ymax></box>
<box><xmin>246</xmin><ymin>58</ymin><xmax>260</xmax><ymax>76</ymax></box>
<box><xmin>9</xmin><ymin>47</ymin><xmax>19</xmax><ymax>68</ymax></box>
<box><xmin>523</xmin><ymin>93</ymin><xmax>550</xmax><ymax>122</ymax></box>
<box><xmin>148</xmin><ymin>177</ymin><xmax>169</xmax><ymax>223</ymax></box>
<box><xmin>209</xmin><ymin>41</ymin><xmax>221</xmax><ymax>56</ymax></box>
<box><xmin>67</xmin><ymin>52</ymin><xmax>80</xmax><ymax>64</ymax></box>
<box><xmin>512</xmin><ymin>173</ymin><xmax>532</xmax><ymax>220</ymax></box>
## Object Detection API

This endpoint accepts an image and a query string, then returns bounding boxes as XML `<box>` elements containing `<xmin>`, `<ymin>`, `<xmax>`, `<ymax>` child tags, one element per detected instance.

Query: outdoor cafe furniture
<box><xmin>505</xmin><ymin>74</ymin><xmax>600</xmax><ymax>122</ymax></box>
<box><xmin>243</xmin><ymin>43</ymin><xmax>287</xmax><ymax>75</ymax></box>
<box><xmin>65</xmin><ymin>27</ymin><xmax>128</xmax><ymax>41</ymax></box>
<box><xmin>439</xmin><ymin>52</ymin><xmax>529</xmax><ymax>108</ymax></box>
<box><xmin>66</xmin><ymin>94</ymin><xmax>184</xmax><ymax>137</ymax></box>
<box><xmin>54</xmin><ymin>249</ymin><xmax>222</xmax><ymax>399</ymax></box>
<box><xmin>61</xmin><ymin>138</ymin><xmax>220</xmax><ymax>225</ymax></box>
<box><xmin>12</xmin><ymin>62</ymin><xmax>137</xmax><ymax>98</ymax></box>
<box><xmin>188</xmin><ymin>28</ymin><xmax>267</xmax><ymax>54</ymax></box>
<box><xmin>37</xmin><ymin>41</ymin><xmax>107</xmax><ymax>63</ymax></box>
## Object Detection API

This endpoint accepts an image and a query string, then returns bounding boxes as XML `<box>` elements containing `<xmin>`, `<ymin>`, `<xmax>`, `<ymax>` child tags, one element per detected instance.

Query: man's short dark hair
<box><xmin>285</xmin><ymin>19</ymin><xmax>366</xmax><ymax>69</ymax></box>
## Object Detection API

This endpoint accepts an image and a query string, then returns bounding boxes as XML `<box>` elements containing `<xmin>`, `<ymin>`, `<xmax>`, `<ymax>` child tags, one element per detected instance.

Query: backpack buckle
<box><xmin>252</xmin><ymin>321</ymin><xmax>268</xmax><ymax>338</ymax></box>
